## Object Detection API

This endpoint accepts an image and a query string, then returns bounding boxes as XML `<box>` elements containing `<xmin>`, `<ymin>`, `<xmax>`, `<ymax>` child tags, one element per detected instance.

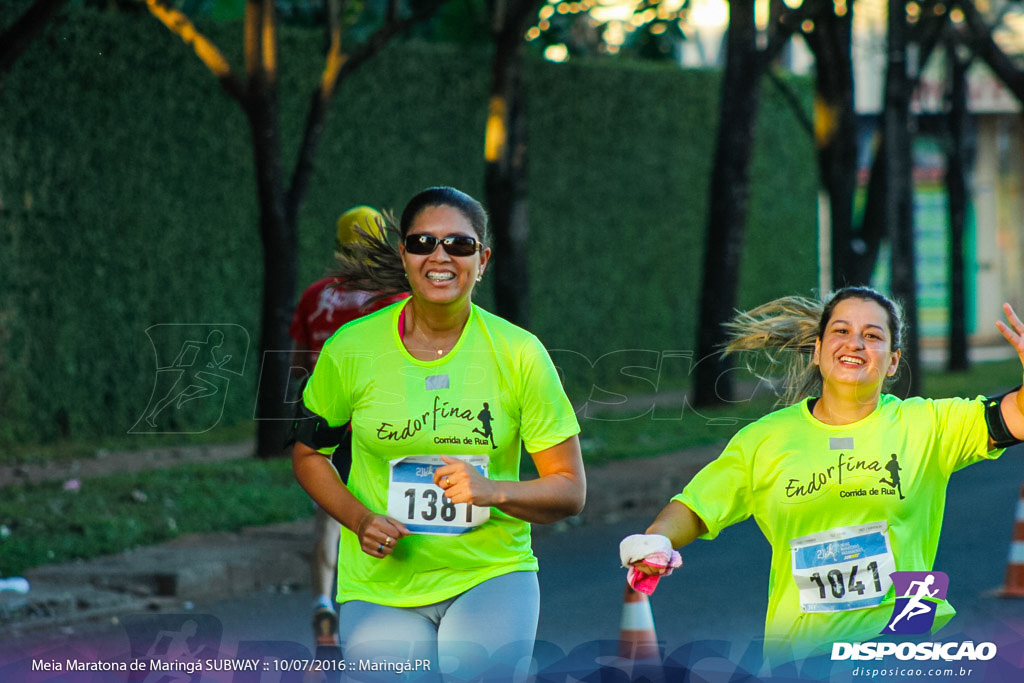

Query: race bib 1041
<box><xmin>387</xmin><ymin>455</ymin><xmax>490</xmax><ymax>535</ymax></box>
<box><xmin>790</xmin><ymin>521</ymin><xmax>895</xmax><ymax>613</ymax></box>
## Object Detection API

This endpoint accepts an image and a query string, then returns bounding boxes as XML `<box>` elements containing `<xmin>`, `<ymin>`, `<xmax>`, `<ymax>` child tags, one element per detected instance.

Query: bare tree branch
<box><xmin>321</xmin><ymin>0</ymin><xmax>348</xmax><ymax>99</ymax></box>
<box><xmin>334</xmin><ymin>0</ymin><xmax>449</xmax><ymax>85</ymax></box>
<box><xmin>766</xmin><ymin>69</ymin><xmax>814</xmax><ymax>137</ymax></box>
<box><xmin>142</xmin><ymin>0</ymin><xmax>245</xmax><ymax>103</ymax></box>
<box><xmin>762</xmin><ymin>0</ymin><xmax>810</xmax><ymax>65</ymax></box>
<box><xmin>244</xmin><ymin>0</ymin><xmax>262</xmax><ymax>80</ymax></box>
<box><xmin>260</xmin><ymin>0</ymin><xmax>278</xmax><ymax>80</ymax></box>
<box><xmin>288</xmin><ymin>0</ymin><xmax>449</xmax><ymax>210</ymax></box>
<box><xmin>953</xmin><ymin>0</ymin><xmax>1024</xmax><ymax>103</ymax></box>
<box><xmin>0</xmin><ymin>0</ymin><xmax>70</xmax><ymax>85</ymax></box>
<box><xmin>386</xmin><ymin>0</ymin><xmax>400</xmax><ymax>26</ymax></box>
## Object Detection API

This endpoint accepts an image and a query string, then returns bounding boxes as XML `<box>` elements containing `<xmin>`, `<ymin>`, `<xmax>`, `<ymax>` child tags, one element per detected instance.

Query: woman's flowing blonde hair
<box><xmin>722</xmin><ymin>287</ymin><xmax>905</xmax><ymax>405</ymax></box>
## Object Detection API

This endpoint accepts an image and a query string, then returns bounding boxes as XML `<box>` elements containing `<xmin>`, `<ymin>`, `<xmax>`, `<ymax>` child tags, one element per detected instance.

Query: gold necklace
<box><xmin>412</xmin><ymin>322</ymin><xmax>451</xmax><ymax>357</ymax></box>
<box><xmin>404</xmin><ymin>307</ymin><xmax>466</xmax><ymax>358</ymax></box>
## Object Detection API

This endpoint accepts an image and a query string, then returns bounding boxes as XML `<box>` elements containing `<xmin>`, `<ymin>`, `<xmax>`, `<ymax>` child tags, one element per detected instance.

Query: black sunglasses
<box><xmin>403</xmin><ymin>234</ymin><xmax>482</xmax><ymax>257</ymax></box>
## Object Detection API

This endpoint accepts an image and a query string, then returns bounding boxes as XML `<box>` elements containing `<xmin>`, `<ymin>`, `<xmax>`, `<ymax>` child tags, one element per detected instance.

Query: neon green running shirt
<box><xmin>674</xmin><ymin>394</ymin><xmax>1002</xmax><ymax>659</ymax></box>
<box><xmin>302</xmin><ymin>300</ymin><xmax>580</xmax><ymax>608</ymax></box>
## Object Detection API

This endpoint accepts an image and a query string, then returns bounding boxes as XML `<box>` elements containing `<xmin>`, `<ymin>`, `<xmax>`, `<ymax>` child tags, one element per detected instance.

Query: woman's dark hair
<box><xmin>817</xmin><ymin>286</ymin><xmax>904</xmax><ymax>352</ymax></box>
<box><xmin>327</xmin><ymin>186</ymin><xmax>489</xmax><ymax>298</ymax></box>
<box><xmin>399</xmin><ymin>186</ymin><xmax>490</xmax><ymax>245</ymax></box>
<box><xmin>723</xmin><ymin>287</ymin><xmax>906</xmax><ymax>404</ymax></box>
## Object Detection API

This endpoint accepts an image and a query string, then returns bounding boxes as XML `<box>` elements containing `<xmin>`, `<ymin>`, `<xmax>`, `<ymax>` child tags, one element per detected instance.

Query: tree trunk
<box><xmin>802</xmin><ymin>8</ymin><xmax>859</xmax><ymax>289</ymax></box>
<box><xmin>692</xmin><ymin>0</ymin><xmax>762</xmax><ymax>407</ymax></box>
<box><xmin>850</xmin><ymin>14</ymin><xmax>945</xmax><ymax>288</ymax></box>
<box><xmin>850</xmin><ymin>135</ymin><xmax>888</xmax><ymax>286</ymax></box>
<box><xmin>244</xmin><ymin>0</ymin><xmax>296</xmax><ymax>458</ymax></box>
<box><xmin>484</xmin><ymin>0</ymin><xmax>541</xmax><ymax>328</ymax></box>
<box><xmin>946</xmin><ymin>36</ymin><xmax>969</xmax><ymax>371</ymax></box>
<box><xmin>884</xmin><ymin>0</ymin><xmax>919</xmax><ymax>398</ymax></box>
<box><xmin>252</xmin><ymin>122</ymin><xmax>296</xmax><ymax>459</ymax></box>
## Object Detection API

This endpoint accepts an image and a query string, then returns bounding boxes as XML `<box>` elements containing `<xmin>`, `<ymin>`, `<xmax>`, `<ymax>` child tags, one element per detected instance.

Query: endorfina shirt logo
<box><xmin>782</xmin><ymin>438</ymin><xmax>907</xmax><ymax>502</ymax></box>
<box><xmin>376</xmin><ymin>395</ymin><xmax>498</xmax><ymax>449</ymax></box>
<box><xmin>882</xmin><ymin>571</ymin><xmax>948</xmax><ymax>635</ymax></box>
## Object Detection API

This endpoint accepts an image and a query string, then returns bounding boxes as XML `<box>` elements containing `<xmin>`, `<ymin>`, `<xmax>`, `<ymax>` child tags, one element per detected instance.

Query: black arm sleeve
<box><xmin>290</xmin><ymin>400</ymin><xmax>349</xmax><ymax>450</ymax></box>
<box><xmin>984</xmin><ymin>388</ymin><xmax>1023</xmax><ymax>449</ymax></box>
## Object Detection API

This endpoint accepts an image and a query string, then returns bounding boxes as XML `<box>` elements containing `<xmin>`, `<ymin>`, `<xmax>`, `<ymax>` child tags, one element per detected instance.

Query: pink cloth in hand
<box><xmin>627</xmin><ymin>550</ymin><xmax>682</xmax><ymax>595</ymax></box>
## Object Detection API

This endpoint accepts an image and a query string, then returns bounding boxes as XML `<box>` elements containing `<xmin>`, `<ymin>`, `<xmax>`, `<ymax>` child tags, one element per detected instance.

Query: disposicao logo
<box><xmin>881</xmin><ymin>571</ymin><xmax>948</xmax><ymax>635</ymax></box>
<box><xmin>831</xmin><ymin>569</ymin><xmax>999</xmax><ymax>663</ymax></box>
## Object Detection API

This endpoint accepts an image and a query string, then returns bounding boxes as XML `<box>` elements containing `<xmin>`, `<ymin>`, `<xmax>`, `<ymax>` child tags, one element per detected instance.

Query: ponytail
<box><xmin>723</xmin><ymin>295</ymin><xmax>825</xmax><ymax>405</ymax></box>
<box><xmin>326</xmin><ymin>211</ymin><xmax>410</xmax><ymax>301</ymax></box>
<box><xmin>723</xmin><ymin>287</ymin><xmax>905</xmax><ymax>406</ymax></box>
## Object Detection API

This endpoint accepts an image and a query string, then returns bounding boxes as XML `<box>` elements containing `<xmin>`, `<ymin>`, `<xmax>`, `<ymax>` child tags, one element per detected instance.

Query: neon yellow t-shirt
<box><xmin>303</xmin><ymin>300</ymin><xmax>580</xmax><ymax>608</ymax></box>
<box><xmin>674</xmin><ymin>394</ymin><xmax>1002</xmax><ymax>659</ymax></box>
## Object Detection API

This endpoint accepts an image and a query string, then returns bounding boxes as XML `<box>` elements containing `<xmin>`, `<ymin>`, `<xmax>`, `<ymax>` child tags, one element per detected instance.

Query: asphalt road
<box><xmin>3</xmin><ymin>448</ymin><xmax>1023</xmax><ymax>682</ymax></box>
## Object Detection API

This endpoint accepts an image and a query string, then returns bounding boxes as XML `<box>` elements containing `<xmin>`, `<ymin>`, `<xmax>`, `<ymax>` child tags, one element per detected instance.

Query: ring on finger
<box><xmin>377</xmin><ymin>543</ymin><xmax>384</xmax><ymax>553</ymax></box>
<box><xmin>385</xmin><ymin>536</ymin><xmax>393</xmax><ymax>547</ymax></box>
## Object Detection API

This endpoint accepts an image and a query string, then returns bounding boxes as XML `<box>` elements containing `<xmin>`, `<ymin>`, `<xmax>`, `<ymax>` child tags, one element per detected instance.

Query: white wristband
<box><xmin>619</xmin><ymin>533</ymin><xmax>673</xmax><ymax>567</ymax></box>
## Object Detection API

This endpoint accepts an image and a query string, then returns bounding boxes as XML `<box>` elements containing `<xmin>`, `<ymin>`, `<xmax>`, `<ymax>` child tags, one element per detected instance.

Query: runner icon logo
<box><xmin>881</xmin><ymin>571</ymin><xmax>949</xmax><ymax>635</ymax></box>
<box><xmin>472</xmin><ymin>402</ymin><xmax>497</xmax><ymax>449</ymax></box>
<box><xmin>131</xmin><ymin>324</ymin><xmax>249</xmax><ymax>434</ymax></box>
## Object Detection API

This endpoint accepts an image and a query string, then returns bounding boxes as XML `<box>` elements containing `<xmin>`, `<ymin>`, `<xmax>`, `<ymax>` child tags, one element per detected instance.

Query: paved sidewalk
<box><xmin>0</xmin><ymin>446</ymin><xmax>718</xmax><ymax>640</ymax></box>
<box><xmin>0</xmin><ymin>518</ymin><xmax>313</xmax><ymax>640</ymax></box>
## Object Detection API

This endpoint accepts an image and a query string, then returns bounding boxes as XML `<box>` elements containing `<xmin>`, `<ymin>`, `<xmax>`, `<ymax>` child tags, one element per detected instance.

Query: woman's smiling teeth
<box><xmin>427</xmin><ymin>271</ymin><xmax>456</xmax><ymax>282</ymax></box>
<box><xmin>839</xmin><ymin>355</ymin><xmax>864</xmax><ymax>365</ymax></box>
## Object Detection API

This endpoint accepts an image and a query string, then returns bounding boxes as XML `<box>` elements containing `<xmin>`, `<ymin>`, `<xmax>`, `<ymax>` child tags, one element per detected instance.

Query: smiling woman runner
<box><xmin>292</xmin><ymin>186</ymin><xmax>585</xmax><ymax>681</ymax></box>
<box><xmin>620</xmin><ymin>287</ymin><xmax>1024</xmax><ymax>664</ymax></box>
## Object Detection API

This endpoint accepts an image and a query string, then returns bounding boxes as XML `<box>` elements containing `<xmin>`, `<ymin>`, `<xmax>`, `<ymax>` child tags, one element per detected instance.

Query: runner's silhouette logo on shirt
<box><xmin>878</xmin><ymin>453</ymin><xmax>906</xmax><ymax>500</ymax></box>
<box><xmin>881</xmin><ymin>571</ymin><xmax>949</xmax><ymax>635</ymax></box>
<box><xmin>472</xmin><ymin>402</ymin><xmax>497</xmax><ymax>449</ymax></box>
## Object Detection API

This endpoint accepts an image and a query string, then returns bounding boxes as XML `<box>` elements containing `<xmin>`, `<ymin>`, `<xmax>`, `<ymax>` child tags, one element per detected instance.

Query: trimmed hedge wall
<box><xmin>0</xmin><ymin>8</ymin><xmax>816</xmax><ymax>446</ymax></box>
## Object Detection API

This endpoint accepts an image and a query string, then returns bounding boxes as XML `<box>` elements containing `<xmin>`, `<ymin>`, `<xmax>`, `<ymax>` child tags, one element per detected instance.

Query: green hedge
<box><xmin>0</xmin><ymin>457</ymin><xmax>310</xmax><ymax>577</ymax></box>
<box><xmin>525</xmin><ymin>60</ymin><xmax>817</xmax><ymax>398</ymax></box>
<box><xmin>0</xmin><ymin>8</ymin><xmax>816</xmax><ymax>448</ymax></box>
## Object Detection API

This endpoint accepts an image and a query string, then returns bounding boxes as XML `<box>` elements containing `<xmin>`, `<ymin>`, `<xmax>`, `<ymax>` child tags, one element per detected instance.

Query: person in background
<box><xmin>621</xmin><ymin>287</ymin><xmax>1024</xmax><ymax>663</ymax></box>
<box><xmin>292</xmin><ymin>186</ymin><xmax>585</xmax><ymax>680</ymax></box>
<box><xmin>289</xmin><ymin>205</ymin><xmax>407</xmax><ymax>647</ymax></box>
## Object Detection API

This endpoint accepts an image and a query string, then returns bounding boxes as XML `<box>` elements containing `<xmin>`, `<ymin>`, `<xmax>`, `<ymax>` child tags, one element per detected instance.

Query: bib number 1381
<box><xmin>404</xmin><ymin>487</ymin><xmax>475</xmax><ymax>524</ymax></box>
<box><xmin>387</xmin><ymin>455</ymin><xmax>490</xmax><ymax>535</ymax></box>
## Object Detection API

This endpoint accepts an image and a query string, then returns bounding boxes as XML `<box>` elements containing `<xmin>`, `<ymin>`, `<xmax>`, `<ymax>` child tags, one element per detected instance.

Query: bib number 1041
<box><xmin>404</xmin><ymin>487</ymin><xmax>474</xmax><ymax>524</ymax></box>
<box><xmin>808</xmin><ymin>561</ymin><xmax>883</xmax><ymax>600</ymax></box>
<box><xmin>790</xmin><ymin>521</ymin><xmax>894</xmax><ymax>613</ymax></box>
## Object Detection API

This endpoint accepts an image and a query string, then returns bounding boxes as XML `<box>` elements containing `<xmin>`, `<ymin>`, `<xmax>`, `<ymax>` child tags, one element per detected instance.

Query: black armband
<box><xmin>291</xmin><ymin>401</ymin><xmax>349</xmax><ymax>450</ymax></box>
<box><xmin>984</xmin><ymin>387</ymin><xmax>1023</xmax><ymax>449</ymax></box>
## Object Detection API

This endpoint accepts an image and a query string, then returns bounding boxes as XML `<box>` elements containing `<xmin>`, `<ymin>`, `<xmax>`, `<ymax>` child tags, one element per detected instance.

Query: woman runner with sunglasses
<box><xmin>620</xmin><ymin>287</ymin><xmax>1024</xmax><ymax>665</ymax></box>
<box><xmin>292</xmin><ymin>187</ymin><xmax>586</xmax><ymax>680</ymax></box>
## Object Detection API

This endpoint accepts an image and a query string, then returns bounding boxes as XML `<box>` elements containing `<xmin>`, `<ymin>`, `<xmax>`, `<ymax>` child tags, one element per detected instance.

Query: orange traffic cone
<box><xmin>999</xmin><ymin>483</ymin><xmax>1024</xmax><ymax>598</ymax></box>
<box><xmin>618</xmin><ymin>583</ymin><xmax>660</xmax><ymax>661</ymax></box>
